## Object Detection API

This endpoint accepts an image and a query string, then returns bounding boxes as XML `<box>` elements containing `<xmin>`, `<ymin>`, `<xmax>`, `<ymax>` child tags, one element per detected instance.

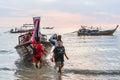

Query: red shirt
<box><xmin>31</xmin><ymin>41</ymin><xmax>44</xmax><ymax>57</ymax></box>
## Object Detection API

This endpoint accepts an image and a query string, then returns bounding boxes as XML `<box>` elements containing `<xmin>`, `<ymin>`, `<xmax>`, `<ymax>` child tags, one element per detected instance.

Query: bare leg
<box><xmin>58</xmin><ymin>65</ymin><xmax>62</xmax><ymax>74</ymax></box>
<box><xmin>58</xmin><ymin>62</ymin><xmax>64</xmax><ymax>74</ymax></box>
<box><xmin>54</xmin><ymin>62</ymin><xmax>57</xmax><ymax>70</ymax></box>
<box><xmin>35</xmin><ymin>61</ymin><xmax>38</xmax><ymax>68</ymax></box>
<box><xmin>39</xmin><ymin>57</ymin><xmax>42</xmax><ymax>69</ymax></box>
<box><xmin>61</xmin><ymin>62</ymin><xmax>64</xmax><ymax>69</ymax></box>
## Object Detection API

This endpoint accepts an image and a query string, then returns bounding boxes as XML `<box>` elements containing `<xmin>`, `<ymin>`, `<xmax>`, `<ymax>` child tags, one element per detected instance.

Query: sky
<box><xmin>0</xmin><ymin>0</ymin><xmax>120</xmax><ymax>27</ymax></box>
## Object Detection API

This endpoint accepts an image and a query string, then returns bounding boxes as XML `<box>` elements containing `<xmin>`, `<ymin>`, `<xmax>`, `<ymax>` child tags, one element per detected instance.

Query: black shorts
<box><xmin>35</xmin><ymin>57</ymin><xmax>41</xmax><ymax>61</ymax></box>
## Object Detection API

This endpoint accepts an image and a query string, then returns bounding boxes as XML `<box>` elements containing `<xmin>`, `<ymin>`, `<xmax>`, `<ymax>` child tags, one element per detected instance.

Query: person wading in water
<box><xmin>31</xmin><ymin>37</ymin><xmax>46</xmax><ymax>69</ymax></box>
<box><xmin>51</xmin><ymin>40</ymin><xmax>69</xmax><ymax>74</ymax></box>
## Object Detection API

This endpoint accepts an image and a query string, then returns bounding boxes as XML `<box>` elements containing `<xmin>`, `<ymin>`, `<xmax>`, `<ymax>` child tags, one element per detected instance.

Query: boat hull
<box><xmin>43</xmin><ymin>27</ymin><xmax>54</xmax><ymax>29</ymax></box>
<box><xmin>77</xmin><ymin>26</ymin><xmax>118</xmax><ymax>36</ymax></box>
<box><xmin>78</xmin><ymin>30</ymin><xmax>114</xmax><ymax>36</ymax></box>
<box><xmin>10</xmin><ymin>29</ymin><xmax>34</xmax><ymax>33</ymax></box>
<box><xmin>15</xmin><ymin>41</ymin><xmax>53</xmax><ymax>63</ymax></box>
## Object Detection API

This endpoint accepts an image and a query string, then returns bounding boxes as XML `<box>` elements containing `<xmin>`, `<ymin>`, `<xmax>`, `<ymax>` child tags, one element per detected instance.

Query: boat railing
<box><xmin>18</xmin><ymin>33</ymin><xmax>32</xmax><ymax>44</ymax></box>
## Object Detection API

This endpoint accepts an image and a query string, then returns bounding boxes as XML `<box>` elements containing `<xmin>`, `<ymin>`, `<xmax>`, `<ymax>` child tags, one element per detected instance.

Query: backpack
<box><xmin>49</xmin><ymin>38</ymin><xmax>55</xmax><ymax>45</ymax></box>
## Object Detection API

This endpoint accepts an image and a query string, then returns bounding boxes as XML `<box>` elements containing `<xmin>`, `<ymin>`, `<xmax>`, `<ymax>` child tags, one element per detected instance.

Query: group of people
<box><xmin>31</xmin><ymin>34</ymin><xmax>69</xmax><ymax>74</ymax></box>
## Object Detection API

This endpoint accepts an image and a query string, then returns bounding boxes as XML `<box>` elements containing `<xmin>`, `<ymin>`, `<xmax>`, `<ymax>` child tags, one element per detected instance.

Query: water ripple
<box><xmin>0</xmin><ymin>67</ymin><xmax>16</xmax><ymax>71</ymax></box>
<box><xmin>0</xmin><ymin>50</ymin><xmax>14</xmax><ymax>54</ymax></box>
<box><xmin>64</xmin><ymin>69</ymin><xmax>120</xmax><ymax>75</ymax></box>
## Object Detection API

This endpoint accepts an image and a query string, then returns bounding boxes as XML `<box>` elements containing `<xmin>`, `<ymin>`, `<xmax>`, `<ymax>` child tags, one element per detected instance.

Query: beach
<box><xmin>0</xmin><ymin>26</ymin><xmax>120</xmax><ymax>80</ymax></box>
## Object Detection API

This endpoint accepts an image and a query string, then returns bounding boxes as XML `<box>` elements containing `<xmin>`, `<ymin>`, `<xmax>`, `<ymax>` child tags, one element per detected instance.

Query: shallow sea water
<box><xmin>0</xmin><ymin>26</ymin><xmax>120</xmax><ymax>80</ymax></box>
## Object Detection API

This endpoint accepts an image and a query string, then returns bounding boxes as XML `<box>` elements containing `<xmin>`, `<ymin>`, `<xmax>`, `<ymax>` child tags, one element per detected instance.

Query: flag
<box><xmin>30</xmin><ymin>17</ymin><xmax>40</xmax><ymax>42</ymax></box>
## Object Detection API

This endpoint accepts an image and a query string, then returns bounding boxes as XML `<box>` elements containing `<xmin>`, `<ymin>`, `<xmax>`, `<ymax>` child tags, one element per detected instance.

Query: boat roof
<box><xmin>22</xmin><ymin>24</ymin><xmax>34</xmax><ymax>27</ymax></box>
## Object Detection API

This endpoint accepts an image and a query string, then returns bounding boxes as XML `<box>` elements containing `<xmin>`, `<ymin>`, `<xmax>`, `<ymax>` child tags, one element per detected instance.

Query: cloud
<box><xmin>92</xmin><ymin>11</ymin><xmax>120</xmax><ymax>26</ymax></box>
<box><xmin>83</xmin><ymin>1</ymin><xmax>95</xmax><ymax>6</ymax></box>
<box><xmin>0</xmin><ymin>0</ymin><xmax>120</xmax><ymax>27</ymax></box>
<box><xmin>23</xmin><ymin>10</ymin><xmax>86</xmax><ymax>26</ymax></box>
<box><xmin>94</xmin><ymin>12</ymin><xmax>120</xmax><ymax>18</ymax></box>
<box><xmin>35</xmin><ymin>0</ymin><xmax>57</xmax><ymax>2</ymax></box>
<box><xmin>0</xmin><ymin>5</ymin><xmax>23</xmax><ymax>11</ymax></box>
<box><xmin>0</xmin><ymin>17</ymin><xmax>32</xmax><ymax>27</ymax></box>
<box><xmin>0</xmin><ymin>9</ymin><xmax>88</xmax><ymax>27</ymax></box>
<box><xmin>0</xmin><ymin>9</ymin><xmax>118</xmax><ymax>27</ymax></box>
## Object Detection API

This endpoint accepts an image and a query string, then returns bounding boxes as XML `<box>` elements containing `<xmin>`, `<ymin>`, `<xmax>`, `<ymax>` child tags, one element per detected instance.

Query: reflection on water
<box><xmin>63</xmin><ymin>34</ymin><xmax>120</xmax><ymax>70</ymax></box>
<box><xmin>0</xmin><ymin>27</ymin><xmax>120</xmax><ymax>80</ymax></box>
<box><xmin>64</xmin><ymin>69</ymin><xmax>120</xmax><ymax>75</ymax></box>
<box><xmin>15</xmin><ymin>59</ymin><xmax>59</xmax><ymax>80</ymax></box>
<box><xmin>14</xmin><ymin>32</ymin><xmax>120</xmax><ymax>80</ymax></box>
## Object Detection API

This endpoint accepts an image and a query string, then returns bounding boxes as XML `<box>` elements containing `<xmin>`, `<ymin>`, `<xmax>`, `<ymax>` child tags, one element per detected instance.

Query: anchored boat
<box><xmin>43</xmin><ymin>27</ymin><xmax>54</xmax><ymax>29</ymax></box>
<box><xmin>77</xmin><ymin>25</ymin><xmax>119</xmax><ymax>36</ymax></box>
<box><xmin>10</xmin><ymin>24</ymin><xmax>34</xmax><ymax>33</ymax></box>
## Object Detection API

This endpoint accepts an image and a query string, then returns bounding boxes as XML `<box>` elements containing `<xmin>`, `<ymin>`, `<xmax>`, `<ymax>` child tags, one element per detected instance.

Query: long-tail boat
<box><xmin>15</xmin><ymin>17</ymin><xmax>52</xmax><ymax>63</ymax></box>
<box><xmin>43</xmin><ymin>27</ymin><xmax>54</xmax><ymax>29</ymax></box>
<box><xmin>10</xmin><ymin>24</ymin><xmax>34</xmax><ymax>33</ymax></box>
<box><xmin>77</xmin><ymin>25</ymin><xmax>119</xmax><ymax>36</ymax></box>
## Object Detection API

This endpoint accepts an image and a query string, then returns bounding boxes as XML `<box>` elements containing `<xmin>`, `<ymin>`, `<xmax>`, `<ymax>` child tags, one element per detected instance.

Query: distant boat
<box><xmin>43</xmin><ymin>27</ymin><xmax>54</xmax><ymax>29</ymax></box>
<box><xmin>15</xmin><ymin>17</ymin><xmax>52</xmax><ymax>63</ymax></box>
<box><xmin>10</xmin><ymin>24</ymin><xmax>34</xmax><ymax>33</ymax></box>
<box><xmin>77</xmin><ymin>25</ymin><xmax>119</xmax><ymax>36</ymax></box>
